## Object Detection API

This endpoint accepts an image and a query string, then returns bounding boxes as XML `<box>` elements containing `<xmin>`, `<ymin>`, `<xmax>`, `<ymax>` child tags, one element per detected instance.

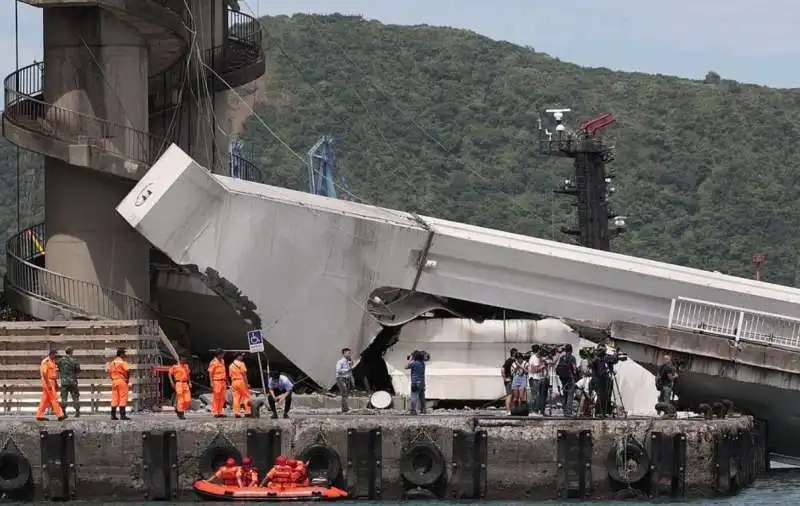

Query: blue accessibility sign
<box><xmin>247</xmin><ymin>329</ymin><xmax>264</xmax><ymax>353</ymax></box>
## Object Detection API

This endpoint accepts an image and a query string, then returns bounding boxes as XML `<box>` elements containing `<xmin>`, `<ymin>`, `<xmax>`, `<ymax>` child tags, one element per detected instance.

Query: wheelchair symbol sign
<box><xmin>247</xmin><ymin>330</ymin><xmax>264</xmax><ymax>352</ymax></box>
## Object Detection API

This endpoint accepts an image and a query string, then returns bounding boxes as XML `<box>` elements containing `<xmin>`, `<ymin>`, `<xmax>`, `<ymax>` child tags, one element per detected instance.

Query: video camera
<box><xmin>407</xmin><ymin>350</ymin><xmax>430</xmax><ymax>362</ymax></box>
<box><xmin>595</xmin><ymin>345</ymin><xmax>628</xmax><ymax>373</ymax></box>
<box><xmin>537</xmin><ymin>344</ymin><xmax>565</xmax><ymax>361</ymax></box>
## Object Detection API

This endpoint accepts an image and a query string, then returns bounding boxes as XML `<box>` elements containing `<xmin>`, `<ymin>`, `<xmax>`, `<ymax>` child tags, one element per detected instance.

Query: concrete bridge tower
<box><xmin>2</xmin><ymin>0</ymin><xmax>264</xmax><ymax>338</ymax></box>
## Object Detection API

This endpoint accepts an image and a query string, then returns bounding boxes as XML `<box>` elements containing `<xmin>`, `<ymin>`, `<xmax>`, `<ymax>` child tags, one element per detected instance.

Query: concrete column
<box><xmin>44</xmin><ymin>159</ymin><xmax>151</xmax><ymax>314</ymax></box>
<box><xmin>40</xmin><ymin>6</ymin><xmax>151</xmax><ymax>314</ymax></box>
<box><xmin>43</xmin><ymin>7</ymin><xmax>149</xmax><ymax>161</ymax></box>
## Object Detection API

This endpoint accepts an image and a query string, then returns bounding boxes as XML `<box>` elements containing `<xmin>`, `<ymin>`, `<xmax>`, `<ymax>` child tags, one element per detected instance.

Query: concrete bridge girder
<box><xmin>609</xmin><ymin>321</ymin><xmax>800</xmax><ymax>457</ymax></box>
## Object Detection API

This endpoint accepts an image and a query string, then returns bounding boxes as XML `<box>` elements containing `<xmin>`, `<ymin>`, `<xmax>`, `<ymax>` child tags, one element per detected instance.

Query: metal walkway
<box><xmin>117</xmin><ymin>145</ymin><xmax>800</xmax><ymax>387</ymax></box>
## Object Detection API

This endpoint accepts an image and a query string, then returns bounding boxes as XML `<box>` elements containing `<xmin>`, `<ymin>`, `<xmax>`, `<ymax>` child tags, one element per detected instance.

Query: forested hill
<box><xmin>239</xmin><ymin>14</ymin><xmax>800</xmax><ymax>285</ymax></box>
<box><xmin>3</xmin><ymin>13</ymin><xmax>800</xmax><ymax>287</ymax></box>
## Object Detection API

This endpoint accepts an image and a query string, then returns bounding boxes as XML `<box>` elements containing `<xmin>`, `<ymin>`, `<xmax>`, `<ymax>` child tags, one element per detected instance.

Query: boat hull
<box><xmin>192</xmin><ymin>481</ymin><xmax>349</xmax><ymax>502</ymax></box>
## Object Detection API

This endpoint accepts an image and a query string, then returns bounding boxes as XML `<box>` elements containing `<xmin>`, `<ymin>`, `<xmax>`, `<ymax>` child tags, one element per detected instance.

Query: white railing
<box><xmin>668</xmin><ymin>296</ymin><xmax>800</xmax><ymax>350</ymax></box>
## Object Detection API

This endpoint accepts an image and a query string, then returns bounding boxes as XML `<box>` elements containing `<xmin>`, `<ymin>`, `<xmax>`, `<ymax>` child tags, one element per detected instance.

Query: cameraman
<box><xmin>555</xmin><ymin>344</ymin><xmax>578</xmax><ymax>416</ymax></box>
<box><xmin>527</xmin><ymin>345</ymin><xmax>546</xmax><ymax>416</ymax></box>
<box><xmin>406</xmin><ymin>350</ymin><xmax>427</xmax><ymax>415</ymax></box>
<box><xmin>590</xmin><ymin>344</ymin><xmax>613</xmax><ymax>417</ymax></box>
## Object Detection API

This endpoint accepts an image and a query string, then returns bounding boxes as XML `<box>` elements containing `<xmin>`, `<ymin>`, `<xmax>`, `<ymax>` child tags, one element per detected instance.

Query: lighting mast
<box><xmin>538</xmin><ymin>108</ymin><xmax>626</xmax><ymax>251</ymax></box>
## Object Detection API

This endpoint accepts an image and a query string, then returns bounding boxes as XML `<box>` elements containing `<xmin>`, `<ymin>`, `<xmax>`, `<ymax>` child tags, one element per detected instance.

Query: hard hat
<box><xmin>226</xmin><ymin>458</ymin><xmax>236</xmax><ymax>466</ymax></box>
<box><xmin>242</xmin><ymin>457</ymin><xmax>252</xmax><ymax>465</ymax></box>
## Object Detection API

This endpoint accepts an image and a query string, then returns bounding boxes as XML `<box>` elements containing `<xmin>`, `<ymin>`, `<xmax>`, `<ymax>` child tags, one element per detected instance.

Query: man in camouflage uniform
<box><xmin>58</xmin><ymin>347</ymin><xmax>81</xmax><ymax>417</ymax></box>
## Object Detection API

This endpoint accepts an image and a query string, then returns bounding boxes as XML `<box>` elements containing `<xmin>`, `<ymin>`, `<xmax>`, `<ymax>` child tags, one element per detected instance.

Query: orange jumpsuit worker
<box><xmin>236</xmin><ymin>457</ymin><xmax>259</xmax><ymax>487</ymax></box>
<box><xmin>36</xmin><ymin>349</ymin><xmax>65</xmax><ymax>421</ymax></box>
<box><xmin>109</xmin><ymin>348</ymin><xmax>130</xmax><ymax>420</ymax></box>
<box><xmin>229</xmin><ymin>352</ymin><xmax>251</xmax><ymax>418</ymax></box>
<box><xmin>168</xmin><ymin>356</ymin><xmax>192</xmax><ymax>419</ymax></box>
<box><xmin>207</xmin><ymin>457</ymin><xmax>240</xmax><ymax>487</ymax></box>
<box><xmin>207</xmin><ymin>349</ymin><xmax>228</xmax><ymax>418</ymax></box>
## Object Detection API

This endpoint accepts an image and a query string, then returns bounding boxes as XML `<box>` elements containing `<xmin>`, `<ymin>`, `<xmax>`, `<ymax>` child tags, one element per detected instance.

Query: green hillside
<box><xmin>239</xmin><ymin>14</ymin><xmax>800</xmax><ymax>285</ymax></box>
<box><xmin>3</xmin><ymin>13</ymin><xmax>800</xmax><ymax>287</ymax></box>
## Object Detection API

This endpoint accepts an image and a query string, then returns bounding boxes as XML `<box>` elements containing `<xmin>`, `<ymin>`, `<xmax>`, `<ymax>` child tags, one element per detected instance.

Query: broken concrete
<box><xmin>0</xmin><ymin>412</ymin><xmax>759</xmax><ymax>500</ymax></box>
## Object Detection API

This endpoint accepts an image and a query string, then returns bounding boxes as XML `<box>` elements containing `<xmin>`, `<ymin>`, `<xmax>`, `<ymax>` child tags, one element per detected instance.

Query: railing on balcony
<box><xmin>5</xmin><ymin>224</ymin><xmax>184</xmax><ymax>358</ymax></box>
<box><xmin>228</xmin><ymin>152</ymin><xmax>263</xmax><ymax>183</ymax></box>
<box><xmin>4</xmin><ymin>63</ymin><xmax>172</xmax><ymax>166</ymax></box>
<box><xmin>149</xmin><ymin>7</ymin><xmax>262</xmax><ymax>113</ymax></box>
<box><xmin>667</xmin><ymin>296</ymin><xmax>800</xmax><ymax>350</ymax></box>
<box><xmin>228</xmin><ymin>10</ymin><xmax>263</xmax><ymax>50</ymax></box>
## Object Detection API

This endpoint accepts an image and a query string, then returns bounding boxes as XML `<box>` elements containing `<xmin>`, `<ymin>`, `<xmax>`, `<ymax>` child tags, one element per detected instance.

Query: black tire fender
<box><xmin>606</xmin><ymin>439</ymin><xmax>649</xmax><ymax>484</ymax></box>
<box><xmin>198</xmin><ymin>444</ymin><xmax>242</xmax><ymax>479</ymax></box>
<box><xmin>0</xmin><ymin>452</ymin><xmax>31</xmax><ymax>493</ymax></box>
<box><xmin>400</xmin><ymin>441</ymin><xmax>445</xmax><ymax>487</ymax></box>
<box><xmin>299</xmin><ymin>444</ymin><xmax>342</xmax><ymax>484</ymax></box>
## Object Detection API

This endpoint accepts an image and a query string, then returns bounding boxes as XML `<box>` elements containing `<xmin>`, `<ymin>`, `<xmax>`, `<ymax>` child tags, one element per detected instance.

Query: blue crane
<box><xmin>307</xmin><ymin>135</ymin><xmax>352</xmax><ymax>200</ymax></box>
<box><xmin>229</xmin><ymin>137</ymin><xmax>246</xmax><ymax>179</ymax></box>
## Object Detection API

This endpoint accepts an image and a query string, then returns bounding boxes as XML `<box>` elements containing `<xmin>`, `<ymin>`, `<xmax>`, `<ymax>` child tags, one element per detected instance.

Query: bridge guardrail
<box><xmin>668</xmin><ymin>296</ymin><xmax>800</xmax><ymax>349</ymax></box>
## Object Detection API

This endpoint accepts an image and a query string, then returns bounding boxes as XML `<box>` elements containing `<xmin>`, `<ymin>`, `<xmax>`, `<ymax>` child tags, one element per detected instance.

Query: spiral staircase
<box><xmin>1</xmin><ymin>0</ymin><xmax>265</xmax><ymax>359</ymax></box>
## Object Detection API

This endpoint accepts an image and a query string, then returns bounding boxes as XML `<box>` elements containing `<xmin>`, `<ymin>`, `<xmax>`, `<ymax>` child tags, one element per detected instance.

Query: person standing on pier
<box><xmin>36</xmin><ymin>349</ymin><xmax>65</xmax><ymax>422</ymax></box>
<box><xmin>501</xmin><ymin>348</ymin><xmax>518</xmax><ymax>415</ymax></box>
<box><xmin>58</xmin><ymin>347</ymin><xmax>81</xmax><ymax>418</ymax></box>
<box><xmin>406</xmin><ymin>350</ymin><xmax>427</xmax><ymax>415</ymax></box>
<box><xmin>109</xmin><ymin>348</ymin><xmax>130</xmax><ymax>420</ymax></box>
<box><xmin>656</xmin><ymin>353</ymin><xmax>678</xmax><ymax>408</ymax></box>
<box><xmin>207</xmin><ymin>349</ymin><xmax>228</xmax><ymax>418</ymax></box>
<box><xmin>335</xmin><ymin>348</ymin><xmax>354</xmax><ymax>413</ymax></box>
<box><xmin>229</xmin><ymin>352</ymin><xmax>252</xmax><ymax>418</ymax></box>
<box><xmin>169</xmin><ymin>355</ymin><xmax>192</xmax><ymax>419</ymax></box>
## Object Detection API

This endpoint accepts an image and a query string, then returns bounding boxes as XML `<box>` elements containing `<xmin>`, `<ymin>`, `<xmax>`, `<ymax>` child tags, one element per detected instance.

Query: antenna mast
<box><xmin>539</xmin><ymin>108</ymin><xmax>625</xmax><ymax>251</ymax></box>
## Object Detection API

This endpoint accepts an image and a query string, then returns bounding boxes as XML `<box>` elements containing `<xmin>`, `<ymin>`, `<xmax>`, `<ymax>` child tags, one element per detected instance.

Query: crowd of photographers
<box><xmin>500</xmin><ymin>338</ymin><xmax>677</xmax><ymax>418</ymax></box>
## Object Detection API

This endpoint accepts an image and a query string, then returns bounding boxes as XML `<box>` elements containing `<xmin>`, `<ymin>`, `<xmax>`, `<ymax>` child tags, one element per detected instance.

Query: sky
<box><xmin>2</xmin><ymin>0</ymin><xmax>800</xmax><ymax>88</ymax></box>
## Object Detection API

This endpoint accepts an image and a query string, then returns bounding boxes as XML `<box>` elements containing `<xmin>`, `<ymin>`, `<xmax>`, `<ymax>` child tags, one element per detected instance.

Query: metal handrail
<box><xmin>3</xmin><ymin>63</ymin><xmax>171</xmax><ymax>166</ymax></box>
<box><xmin>5</xmin><ymin>224</ymin><xmax>182</xmax><ymax>359</ymax></box>
<box><xmin>7</xmin><ymin>224</ymin><xmax>156</xmax><ymax>320</ymax></box>
<box><xmin>228</xmin><ymin>10</ymin><xmax>263</xmax><ymax>50</ymax></box>
<box><xmin>226</xmin><ymin>152</ymin><xmax>264</xmax><ymax>183</ymax></box>
<box><xmin>149</xmin><ymin>7</ymin><xmax>263</xmax><ymax>113</ymax></box>
<box><xmin>667</xmin><ymin>296</ymin><xmax>800</xmax><ymax>351</ymax></box>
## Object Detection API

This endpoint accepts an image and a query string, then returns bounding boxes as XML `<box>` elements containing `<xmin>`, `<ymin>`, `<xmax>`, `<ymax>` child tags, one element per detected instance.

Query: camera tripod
<box><xmin>594</xmin><ymin>371</ymin><xmax>627</xmax><ymax>418</ymax></box>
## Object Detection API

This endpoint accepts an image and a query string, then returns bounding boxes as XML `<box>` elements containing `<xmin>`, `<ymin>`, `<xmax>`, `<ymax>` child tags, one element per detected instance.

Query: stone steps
<box><xmin>0</xmin><ymin>320</ymin><xmax>162</xmax><ymax>412</ymax></box>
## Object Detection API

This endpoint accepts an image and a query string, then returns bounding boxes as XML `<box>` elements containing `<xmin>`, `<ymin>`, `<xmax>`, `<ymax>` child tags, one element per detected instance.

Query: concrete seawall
<box><xmin>0</xmin><ymin>413</ymin><xmax>762</xmax><ymax>501</ymax></box>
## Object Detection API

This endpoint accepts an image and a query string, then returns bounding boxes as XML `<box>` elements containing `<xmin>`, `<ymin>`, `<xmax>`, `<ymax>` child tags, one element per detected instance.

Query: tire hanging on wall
<box><xmin>198</xmin><ymin>443</ymin><xmax>243</xmax><ymax>479</ymax></box>
<box><xmin>0</xmin><ymin>451</ymin><xmax>31</xmax><ymax>493</ymax></box>
<box><xmin>299</xmin><ymin>444</ymin><xmax>342</xmax><ymax>484</ymax></box>
<box><xmin>400</xmin><ymin>441</ymin><xmax>445</xmax><ymax>487</ymax></box>
<box><xmin>606</xmin><ymin>438</ymin><xmax>649</xmax><ymax>485</ymax></box>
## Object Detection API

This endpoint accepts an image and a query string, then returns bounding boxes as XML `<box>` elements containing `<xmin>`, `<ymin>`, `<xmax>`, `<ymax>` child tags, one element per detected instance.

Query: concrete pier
<box><xmin>0</xmin><ymin>413</ymin><xmax>763</xmax><ymax>501</ymax></box>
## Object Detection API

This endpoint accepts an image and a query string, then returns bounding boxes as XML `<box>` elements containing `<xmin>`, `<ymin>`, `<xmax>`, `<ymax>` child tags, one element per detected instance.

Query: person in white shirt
<box><xmin>335</xmin><ymin>348</ymin><xmax>354</xmax><ymax>413</ymax></box>
<box><xmin>527</xmin><ymin>345</ymin><xmax>546</xmax><ymax>416</ymax></box>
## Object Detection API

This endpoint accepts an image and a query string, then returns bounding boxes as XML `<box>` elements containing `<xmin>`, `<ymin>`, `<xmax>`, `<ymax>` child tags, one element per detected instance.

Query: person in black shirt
<box><xmin>555</xmin><ymin>344</ymin><xmax>578</xmax><ymax>416</ymax></box>
<box><xmin>590</xmin><ymin>345</ymin><xmax>613</xmax><ymax>417</ymax></box>
<box><xmin>501</xmin><ymin>348</ymin><xmax>518</xmax><ymax>415</ymax></box>
<box><xmin>656</xmin><ymin>353</ymin><xmax>678</xmax><ymax>408</ymax></box>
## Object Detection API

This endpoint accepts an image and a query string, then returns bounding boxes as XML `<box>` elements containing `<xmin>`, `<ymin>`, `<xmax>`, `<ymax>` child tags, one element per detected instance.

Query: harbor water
<box><xmin>13</xmin><ymin>469</ymin><xmax>796</xmax><ymax>505</ymax></box>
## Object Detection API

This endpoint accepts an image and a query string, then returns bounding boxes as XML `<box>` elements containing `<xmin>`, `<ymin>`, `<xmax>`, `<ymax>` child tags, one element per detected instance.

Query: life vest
<box><xmin>267</xmin><ymin>464</ymin><xmax>293</xmax><ymax>484</ymax></box>
<box><xmin>217</xmin><ymin>465</ymin><xmax>240</xmax><ymax>485</ymax></box>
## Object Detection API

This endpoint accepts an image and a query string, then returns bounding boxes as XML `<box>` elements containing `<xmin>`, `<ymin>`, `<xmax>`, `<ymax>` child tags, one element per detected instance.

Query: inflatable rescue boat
<box><xmin>192</xmin><ymin>480</ymin><xmax>349</xmax><ymax>502</ymax></box>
